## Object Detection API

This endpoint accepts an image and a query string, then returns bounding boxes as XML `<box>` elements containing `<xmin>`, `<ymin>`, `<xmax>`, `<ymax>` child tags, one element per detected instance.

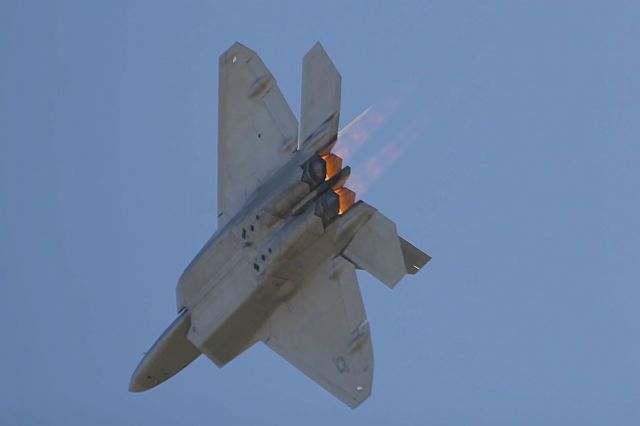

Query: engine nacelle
<box><xmin>262</xmin><ymin>155</ymin><xmax>327</xmax><ymax>225</ymax></box>
<box><xmin>314</xmin><ymin>190</ymin><xmax>340</xmax><ymax>227</ymax></box>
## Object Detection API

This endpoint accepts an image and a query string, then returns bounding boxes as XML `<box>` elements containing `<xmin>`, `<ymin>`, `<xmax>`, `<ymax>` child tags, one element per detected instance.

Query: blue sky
<box><xmin>1</xmin><ymin>1</ymin><xmax>639</xmax><ymax>425</ymax></box>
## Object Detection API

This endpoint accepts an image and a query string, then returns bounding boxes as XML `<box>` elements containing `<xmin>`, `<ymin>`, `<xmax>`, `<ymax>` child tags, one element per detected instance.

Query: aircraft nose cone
<box><xmin>128</xmin><ymin>377</ymin><xmax>147</xmax><ymax>392</ymax></box>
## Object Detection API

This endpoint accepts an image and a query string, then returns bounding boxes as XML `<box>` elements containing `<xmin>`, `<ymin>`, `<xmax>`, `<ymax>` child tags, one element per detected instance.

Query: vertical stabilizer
<box><xmin>299</xmin><ymin>43</ymin><xmax>341</xmax><ymax>148</ymax></box>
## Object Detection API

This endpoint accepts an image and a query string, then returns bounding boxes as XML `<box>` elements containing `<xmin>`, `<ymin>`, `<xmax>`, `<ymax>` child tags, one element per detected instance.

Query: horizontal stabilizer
<box><xmin>399</xmin><ymin>237</ymin><xmax>431</xmax><ymax>274</ymax></box>
<box><xmin>342</xmin><ymin>211</ymin><xmax>406</xmax><ymax>288</ymax></box>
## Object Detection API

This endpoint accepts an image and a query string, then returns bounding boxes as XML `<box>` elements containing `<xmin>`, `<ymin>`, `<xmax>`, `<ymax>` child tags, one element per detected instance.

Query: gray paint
<box><xmin>129</xmin><ymin>42</ymin><xmax>429</xmax><ymax>408</ymax></box>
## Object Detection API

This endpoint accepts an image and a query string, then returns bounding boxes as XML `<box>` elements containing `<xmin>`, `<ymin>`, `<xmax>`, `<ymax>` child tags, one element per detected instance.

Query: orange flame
<box><xmin>335</xmin><ymin>187</ymin><xmax>356</xmax><ymax>215</ymax></box>
<box><xmin>321</xmin><ymin>96</ymin><xmax>408</xmax><ymax>214</ymax></box>
<box><xmin>321</xmin><ymin>153</ymin><xmax>343</xmax><ymax>181</ymax></box>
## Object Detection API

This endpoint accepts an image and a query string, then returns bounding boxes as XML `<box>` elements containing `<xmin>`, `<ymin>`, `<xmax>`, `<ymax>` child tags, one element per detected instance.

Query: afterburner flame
<box><xmin>348</xmin><ymin>139</ymin><xmax>406</xmax><ymax>196</ymax></box>
<box><xmin>321</xmin><ymin>153</ymin><xmax>343</xmax><ymax>180</ymax></box>
<box><xmin>335</xmin><ymin>97</ymin><xmax>403</xmax><ymax>162</ymax></box>
<box><xmin>321</xmin><ymin>152</ymin><xmax>355</xmax><ymax>215</ymax></box>
<box><xmin>334</xmin><ymin>187</ymin><xmax>356</xmax><ymax>215</ymax></box>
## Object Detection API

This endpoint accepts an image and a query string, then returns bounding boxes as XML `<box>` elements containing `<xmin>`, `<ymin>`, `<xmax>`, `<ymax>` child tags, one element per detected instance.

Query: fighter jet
<box><xmin>129</xmin><ymin>42</ymin><xmax>431</xmax><ymax>408</ymax></box>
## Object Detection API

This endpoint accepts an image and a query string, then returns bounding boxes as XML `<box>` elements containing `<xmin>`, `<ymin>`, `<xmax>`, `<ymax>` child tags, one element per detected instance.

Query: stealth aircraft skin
<box><xmin>129</xmin><ymin>42</ymin><xmax>431</xmax><ymax>408</ymax></box>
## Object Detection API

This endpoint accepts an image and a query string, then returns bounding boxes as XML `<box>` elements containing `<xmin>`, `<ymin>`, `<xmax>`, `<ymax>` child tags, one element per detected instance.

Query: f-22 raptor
<box><xmin>129</xmin><ymin>42</ymin><xmax>430</xmax><ymax>408</ymax></box>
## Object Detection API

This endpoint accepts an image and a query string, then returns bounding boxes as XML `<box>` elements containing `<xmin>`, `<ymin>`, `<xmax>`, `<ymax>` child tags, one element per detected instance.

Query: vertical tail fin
<box><xmin>299</xmin><ymin>43</ymin><xmax>341</xmax><ymax>148</ymax></box>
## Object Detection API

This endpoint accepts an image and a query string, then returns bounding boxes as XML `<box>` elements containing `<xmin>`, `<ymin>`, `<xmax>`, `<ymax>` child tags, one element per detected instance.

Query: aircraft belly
<box><xmin>177</xmin><ymin>228</ymin><xmax>243</xmax><ymax>311</ymax></box>
<box><xmin>187</xmin><ymin>258</ymin><xmax>257</xmax><ymax>366</ymax></box>
<box><xmin>287</xmin><ymin>201</ymin><xmax>377</xmax><ymax>276</ymax></box>
<box><xmin>186</xmin><ymin>256</ymin><xmax>296</xmax><ymax>366</ymax></box>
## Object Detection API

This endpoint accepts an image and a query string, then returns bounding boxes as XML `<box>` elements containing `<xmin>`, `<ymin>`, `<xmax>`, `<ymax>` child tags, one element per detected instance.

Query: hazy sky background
<box><xmin>1</xmin><ymin>1</ymin><xmax>639</xmax><ymax>425</ymax></box>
